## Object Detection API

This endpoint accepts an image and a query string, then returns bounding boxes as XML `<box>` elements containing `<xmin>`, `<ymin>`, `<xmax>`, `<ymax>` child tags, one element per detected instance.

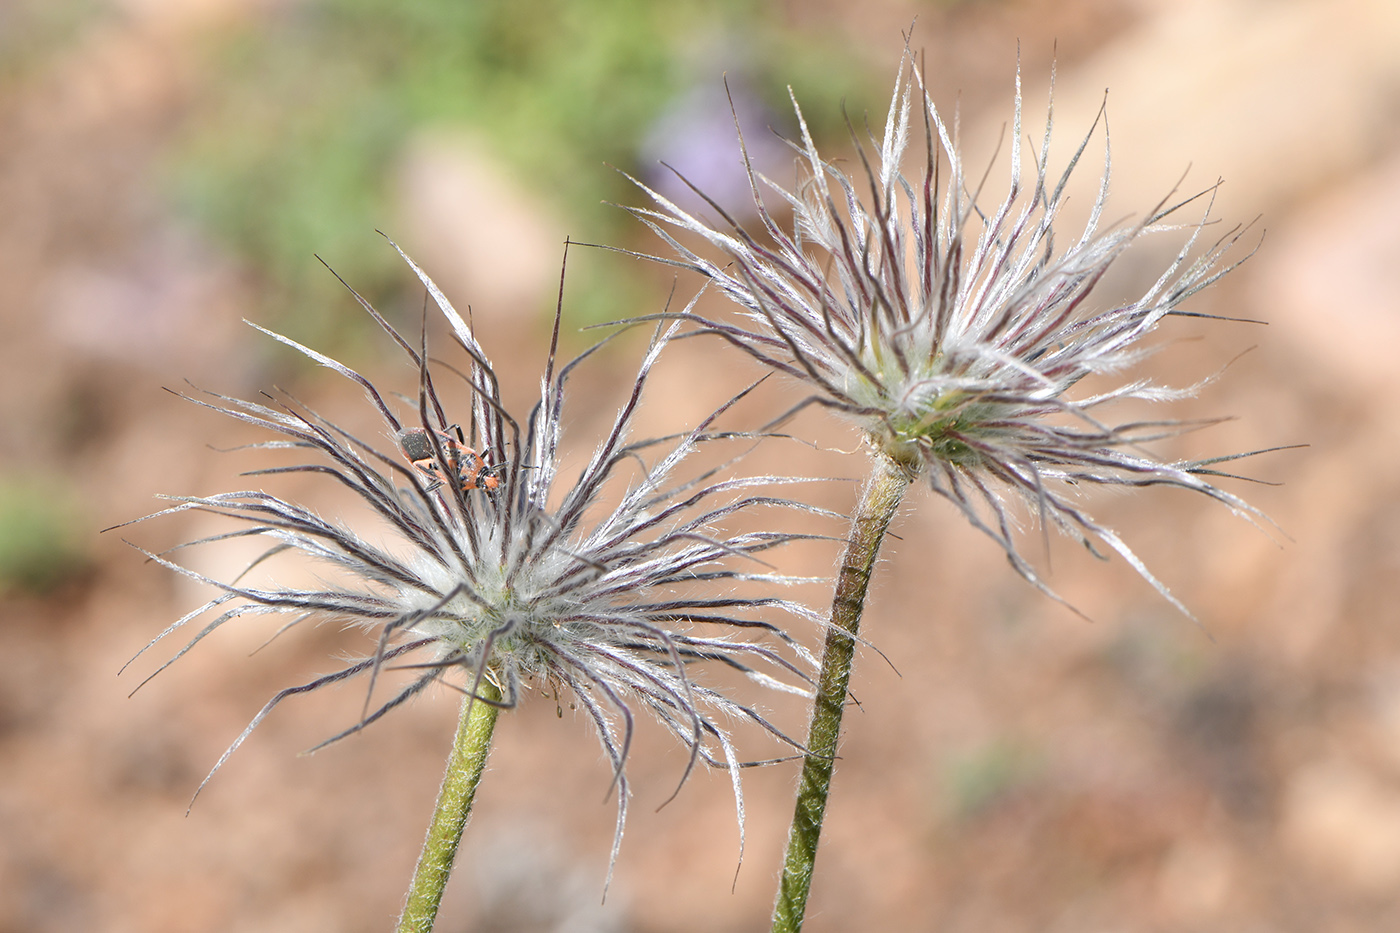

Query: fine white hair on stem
<box><xmin>114</xmin><ymin>241</ymin><xmax>835</xmax><ymax>889</ymax></box>
<box><xmin>617</xmin><ymin>38</ymin><xmax>1287</xmax><ymax>619</ymax></box>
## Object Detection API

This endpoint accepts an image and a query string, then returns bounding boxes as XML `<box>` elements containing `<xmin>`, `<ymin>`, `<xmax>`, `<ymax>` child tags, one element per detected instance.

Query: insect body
<box><xmin>396</xmin><ymin>426</ymin><xmax>499</xmax><ymax>492</ymax></box>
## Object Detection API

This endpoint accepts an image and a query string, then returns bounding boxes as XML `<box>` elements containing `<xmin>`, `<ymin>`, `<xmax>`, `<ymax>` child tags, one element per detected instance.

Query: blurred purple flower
<box><xmin>640</xmin><ymin>76</ymin><xmax>789</xmax><ymax>217</ymax></box>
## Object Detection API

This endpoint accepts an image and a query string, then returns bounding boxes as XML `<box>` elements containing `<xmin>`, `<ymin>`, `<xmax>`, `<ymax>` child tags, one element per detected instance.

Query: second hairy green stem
<box><xmin>772</xmin><ymin>452</ymin><xmax>911</xmax><ymax>933</ymax></box>
<box><xmin>397</xmin><ymin>680</ymin><xmax>502</xmax><ymax>933</ymax></box>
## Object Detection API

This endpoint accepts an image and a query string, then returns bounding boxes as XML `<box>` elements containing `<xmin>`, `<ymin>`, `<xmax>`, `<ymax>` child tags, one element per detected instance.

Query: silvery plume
<box><xmin>624</xmin><ymin>47</ymin><xmax>1276</xmax><ymax>615</ymax></box>
<box><xmin>117</xmin><ymin>246</ymin><xmax>823</xmax><ymax>877</ymax></box>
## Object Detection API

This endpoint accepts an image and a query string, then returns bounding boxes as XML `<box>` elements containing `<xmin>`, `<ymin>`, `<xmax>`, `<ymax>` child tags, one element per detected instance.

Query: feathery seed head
<box><xmin>626</xmin><ymin>44</ymin><xmax>1274</xmax><ymax>615</ymax></box>
<box><xmin>119</xmin><ymin>243</ymin><xmax>821</xmax><ymax>876</ymax></box>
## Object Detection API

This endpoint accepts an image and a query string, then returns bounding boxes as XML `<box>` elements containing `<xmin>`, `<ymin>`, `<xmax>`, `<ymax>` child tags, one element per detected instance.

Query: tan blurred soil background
<box><xmin>2</xmin><ymin>0</ymin><xmax>1400</xmax><ymax>931</ymax></box>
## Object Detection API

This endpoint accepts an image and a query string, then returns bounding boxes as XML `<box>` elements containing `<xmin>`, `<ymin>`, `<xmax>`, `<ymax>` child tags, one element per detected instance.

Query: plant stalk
<box><xmin>397</xmin><ymin>681</ymin><xmax>503</xmax><ymax>933</ymax></box>
<box><xmin>771</xmin><ymin>452</ymin><xmax>910</xmax><ymax>933</ymax></box>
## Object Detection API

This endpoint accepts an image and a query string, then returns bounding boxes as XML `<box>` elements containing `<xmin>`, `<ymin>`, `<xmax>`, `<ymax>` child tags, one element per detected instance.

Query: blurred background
<box><xmin>2</xmin><ymin>0</ymin><xmax>1398</xmax><ymax>930</ymax></box>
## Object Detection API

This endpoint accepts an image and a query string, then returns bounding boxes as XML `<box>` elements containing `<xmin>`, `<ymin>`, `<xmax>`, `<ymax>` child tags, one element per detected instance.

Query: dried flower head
<box><xmin>118</xmin><ymin>245</ymin><xmax>821</xmax><ymax>878</ymax></box>
<box><xmin>624</xmin><ymin>46</ymin><xmax>1272</xmax><ymax>615</ymax></box>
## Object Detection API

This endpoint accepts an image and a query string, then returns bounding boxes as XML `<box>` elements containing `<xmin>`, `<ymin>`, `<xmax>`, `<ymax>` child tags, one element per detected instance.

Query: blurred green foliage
<box><xmin>942</xmin><ymin>738</ymin><xmax>1043</xmax><ymax>820</ymax></box>
<box><xmin>169</xmin><ymin>0</ymin><xmax>879</xmax><ymax>350</ymax></box>
<box><xmin>0</xmin><ymin>476</ymin><xmax>91</xmax><ymax>596</ymax></box>
<box><xmin>0</xmin><ymin>0</ymin><xmax>100</xmax><ymax>83</ymax></box>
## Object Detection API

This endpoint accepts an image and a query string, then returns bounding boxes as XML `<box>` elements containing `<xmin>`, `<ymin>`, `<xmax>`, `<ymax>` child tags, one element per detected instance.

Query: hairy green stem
<box><xmin>397</xmin><ymin>681</ymin><xmax>503</xmax><ymax>933</ymax></box>
<box><xmin>772</xmin><ymin>452</ymin><xmax>910</xmax><ymax>933</ymax></box>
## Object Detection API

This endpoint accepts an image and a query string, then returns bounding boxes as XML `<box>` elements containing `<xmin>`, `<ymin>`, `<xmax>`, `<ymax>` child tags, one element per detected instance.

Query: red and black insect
<box><xmin>396</xmin><ymin>426</ymin><xmax>499</xmax><ymax>492</ymax></box>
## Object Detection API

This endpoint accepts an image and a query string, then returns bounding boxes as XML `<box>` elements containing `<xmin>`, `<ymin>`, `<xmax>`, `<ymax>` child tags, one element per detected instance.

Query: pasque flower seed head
<box><xmin>625</xmin><ymin>45</ymin><xmax>1276</xmax><ymax>616</ymax></box>
<box><xmin>118</xmin><ymin>244</ymin><xmax>825</xmax><ymax>882</ymax></box>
